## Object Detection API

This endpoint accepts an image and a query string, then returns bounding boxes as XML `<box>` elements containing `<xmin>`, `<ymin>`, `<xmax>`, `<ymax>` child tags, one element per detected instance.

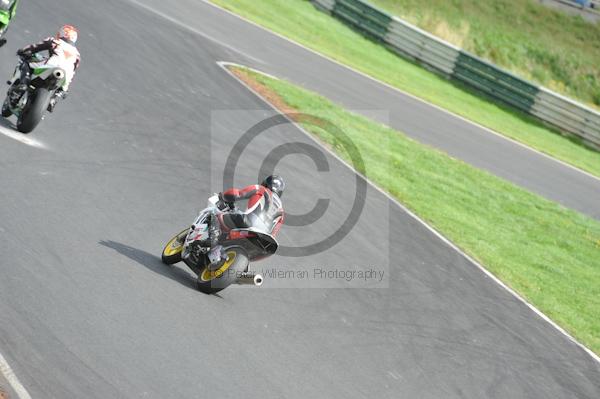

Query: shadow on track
<box><xmin>98</xmin><ymin>240</ymin><xmax>198</xmax><ymax>291</ymax></box>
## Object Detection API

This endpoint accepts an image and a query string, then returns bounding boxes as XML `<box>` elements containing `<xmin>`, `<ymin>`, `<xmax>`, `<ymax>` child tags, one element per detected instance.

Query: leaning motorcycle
<box><xmin>161</xmin><ymin>194</ymin><xmax>280</xmax><ymax>294</ymax></box>
<box><xmin>2</xmin><ymin>53</ymin><xmax>66</xmax><ymax>133</ymax></box>
<box><xmin>0</xmin><ymin>0</ymin><xmax>19</xmax><ymax>47</ymax></box>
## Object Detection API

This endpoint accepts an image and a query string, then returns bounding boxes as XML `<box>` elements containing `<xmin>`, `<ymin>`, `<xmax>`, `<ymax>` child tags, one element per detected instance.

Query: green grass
<box><xmin>210</xmin><ymin>0</ymin><xmax>600</xmax><ymax>178</ymax></box>
<box><xmin>232</xmin><ymin>65</ymin><xmax>600</xmax><ymax>355</ymax></box>
<box><xmin>371</xmin><ymin>0</ymin><xmax>600</xmax><ymax>109</ymax></box>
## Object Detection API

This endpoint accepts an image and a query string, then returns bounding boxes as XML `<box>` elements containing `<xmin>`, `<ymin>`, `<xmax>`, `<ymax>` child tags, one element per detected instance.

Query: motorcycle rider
<box><xmin>9</xmin><ymin>25</ymin><xmax>80</xmax><ymax>112</ymax></box>
<box><xmin>206</xmin><ymin>175</ymin><xmax>285</xmax><ymax>268</ymax></box>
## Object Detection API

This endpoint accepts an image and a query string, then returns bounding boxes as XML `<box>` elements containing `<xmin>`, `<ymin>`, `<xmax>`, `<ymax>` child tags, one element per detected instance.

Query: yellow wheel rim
<box><xmin>163</xmin><ymin>229</ymin><xmax>188</xmax><ymax>257</ymax></box>
<box><xmin>200</xmin><ymin>251</ymin><xmax>237</xmax><ymax>281</ymax></box>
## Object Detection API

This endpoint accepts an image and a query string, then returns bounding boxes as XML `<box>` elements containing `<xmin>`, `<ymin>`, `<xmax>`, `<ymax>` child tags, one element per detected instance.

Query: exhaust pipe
<box><xmin>53</xmin><ymin>69</ymin><xmax>65</xmax><ymax>80</ymax></box>
<box><xmin>236</xmin><ymin>271</ymin><xmax>263</xmax><ymax>286</ymax></box>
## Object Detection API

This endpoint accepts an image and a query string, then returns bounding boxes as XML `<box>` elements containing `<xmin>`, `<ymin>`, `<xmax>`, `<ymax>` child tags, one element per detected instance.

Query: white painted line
<box><xmin>0</xmin><ymin>352</ymin><xmax>32</xmax><ymax>399</ymax></box>
<box><xmin>221</xmin><ymin>61</ymin><xmax>281</xmax><ymax>81</ymax></box>
<box><xmin>124</xmin><ymin>0</ymin><xmax>265</xmax><ymax>64</ymax></box>
<box><xmin>218</xmin><ymin>60</ymin><xmax>600</xmax><ymax>364</ymax></box>
<box><xmin>0</xmin><ymin>125</ymin><xmax>47</xmax><ymax>149</ymax></box>
<box><xmin>203</xmin><ymin>0</ymin><xmax>600</xmax><ymax>184</ymax></box>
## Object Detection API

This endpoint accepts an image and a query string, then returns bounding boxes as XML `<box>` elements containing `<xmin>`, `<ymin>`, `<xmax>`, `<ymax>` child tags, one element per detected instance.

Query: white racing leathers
<box><xmin>20</xmin><ymin>37</ymin><xmax>80</xmax><ymax>91</ymax></box>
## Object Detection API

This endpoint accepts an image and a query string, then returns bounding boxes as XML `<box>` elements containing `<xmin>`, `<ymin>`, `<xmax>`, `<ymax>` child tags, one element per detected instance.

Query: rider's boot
<box><xmin>208</xmin><ymin>245</ymin><xmax>227</xmax><ymax>270</ymax></box>
<box><xmin>7</xmin><ymin>63</ymin><xmax>29</xmax><ymax>89</ymax></box>
<box><xmin>206</xmin><ymin>212</ymin><xmax>228</xmax><ymax>270</ymax></box>
<box><xmin>7</xmin><ymin>79</ymin><xmax>26</xmax><ymax>108</ymax></box>
<box><xmin>47</xmin><ymin>89</ymin><xmax>67</xmax><ymax>113</ymax></box>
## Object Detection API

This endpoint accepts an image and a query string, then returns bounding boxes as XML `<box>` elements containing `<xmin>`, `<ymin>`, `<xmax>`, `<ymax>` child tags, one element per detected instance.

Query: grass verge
<box><xmin>230</xmin><ymin>65</ymin><xmax>600</xmax><ymax>355</ymax></box>
<box><xmin>210</xmin><ymin>0</ymin><xmax>600</xmax><ymax>178</ymax></box>
<box><xmin>370</xmin><ymin>0</ymin><xmax>600</xmax><ymax>109</ymax></box>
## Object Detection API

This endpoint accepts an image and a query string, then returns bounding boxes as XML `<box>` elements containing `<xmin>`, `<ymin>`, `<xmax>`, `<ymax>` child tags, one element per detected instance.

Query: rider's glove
<box><xmin>217</xmin><ymin>193</ymin><xmax>234</xmax><ymax>211</ymax></box>
<box><xmin>17</xmin><ymin>49</ymin><xmax>32</xmax><ymax>58</ymax></box>
<box><xmin>216</xmin><ymin>199</ymin><xmax>228</xmax><ymax>211</ymax></box>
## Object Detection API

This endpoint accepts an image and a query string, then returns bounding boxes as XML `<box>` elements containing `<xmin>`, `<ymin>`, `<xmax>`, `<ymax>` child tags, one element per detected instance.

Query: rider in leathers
<box><xmin>10</xmin><ymin>25</ymin><xmax>80</xmax><ymax>112</ymax></box>
<box><xmin>206</xmin><ymin>175</ymin><xmax>285</xmax><ymax>267</ymax></box>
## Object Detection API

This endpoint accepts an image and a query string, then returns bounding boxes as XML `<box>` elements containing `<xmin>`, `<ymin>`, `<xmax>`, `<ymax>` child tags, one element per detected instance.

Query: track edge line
<box><xmin>217</xmin><ymin>60</ymin><xmax>600</xmax><ymax>364</ymax></box>
<box><xmin>0</xmin><ymin>352</ymin><xmax>32</xmax><ymax>399</ymax></box>
<box><xmin>201</xmin><ymin>0</ymin><xmax>600</xmax><ymax>183</ymax></box>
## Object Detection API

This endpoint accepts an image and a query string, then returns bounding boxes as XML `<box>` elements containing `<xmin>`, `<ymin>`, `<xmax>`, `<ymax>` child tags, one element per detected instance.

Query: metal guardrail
<box><xmin>311</xmin><ymin>0</ymin><xmax>600</xmax><ymax>150</ymax></box>
<box><xmin>333</xmin><ymin>0</ymin><xmax>391</xmax><ymax>39</ymax></box>
<box><xmin>568</xmin><ymin>0</ymin><xmax>600</xmax><ymax>10</ymax></box>
<box><xmin>385</xmin><ymin>16</ymin><xmax>460</xmax><ymax>75</ymax></box>
<box><xmin>545</xmin><ymin>0</ymin><xmax>600</xmax><ymax>22</ymax></box>
<box><xmin>313</xmin><ymin>0</ymin><xmax>336</xmax><ymax>11</ymax></box>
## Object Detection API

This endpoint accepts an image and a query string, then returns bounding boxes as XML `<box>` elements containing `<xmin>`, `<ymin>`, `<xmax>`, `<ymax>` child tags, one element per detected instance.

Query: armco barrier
<box><xmin>532</xmin><ymin>89</ymin><xmax>600</xmax><ymax>147</ymax></box>
<box><xmin>332</xmin><ymin>0</ymin><xmax>391</xmax><ymax>40</ymax></box>
<box><xmin>313</xmin><ymin>0</ymin><xmax>336</xmax><ymax>12</ymax></box>
<box><xmin>385</xmin><ymin>17</ymin><xmax>460</xmax><ymax>75</ymax></box>
<box><xmin>452</xmin><ymin>52</ymin><xmax>540</xmax><ymax>113</ymax></box>
<box><xmin>310</xmin><ymin>0</ymin><xmax>600</xmax><ymax>150</ymax></box>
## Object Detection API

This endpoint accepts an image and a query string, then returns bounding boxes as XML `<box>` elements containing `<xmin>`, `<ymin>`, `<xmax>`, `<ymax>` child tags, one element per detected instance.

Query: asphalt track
<box><xmin>0</xmin><ymin>0</ymin><xmax>598</xmax><ymax>398</ymax></box>
<box><xmin>150</xmin><ymin>0</ymin><xmax>600</xmax><ymax>221</ymax></box>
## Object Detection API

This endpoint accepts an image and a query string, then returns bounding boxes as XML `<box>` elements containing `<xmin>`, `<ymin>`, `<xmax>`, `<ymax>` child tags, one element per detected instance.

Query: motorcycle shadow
<box><xmin>98</xmin><ymin>240</ymin><xmax>200</xmax><ymax>292</ymax></box>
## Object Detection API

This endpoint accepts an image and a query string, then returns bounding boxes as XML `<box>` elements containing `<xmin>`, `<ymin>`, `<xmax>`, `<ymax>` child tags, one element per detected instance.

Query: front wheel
<box><xmin>17</xmin><ymin>88</ymin><xmax>53</xmax><ymax>133</ymax></box>
<box><xmin>161</xmin><ymin>229</ymin><xmax>189</xmax><ymax>265</ymax></box>
<box><xmin>196</xmin><ymin>247</ymin><xmax>249</xmax><ymax>294</ymax></box>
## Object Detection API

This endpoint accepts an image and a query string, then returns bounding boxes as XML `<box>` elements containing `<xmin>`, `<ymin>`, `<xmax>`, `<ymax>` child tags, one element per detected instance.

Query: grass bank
<box><xmin>371</xmin><ymin>0</ymin><xmax>600</xmax><ymax>108</ymax></box>
<box><xmin>210</xmin><ymin>0</ymin><xmax>600</xmax><ymax>178</ymax></box>
<box><xmin>230</xmin><ymin>65</ymin><xmax>600</xmax><ymax>355</ymax></box>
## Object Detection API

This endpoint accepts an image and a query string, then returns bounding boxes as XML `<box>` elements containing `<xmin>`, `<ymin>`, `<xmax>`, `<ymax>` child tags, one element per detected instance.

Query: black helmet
<box><xmin>261</xmin><ymin>175</ymin><xmax>285</xmax><ymax>198</ymax></box>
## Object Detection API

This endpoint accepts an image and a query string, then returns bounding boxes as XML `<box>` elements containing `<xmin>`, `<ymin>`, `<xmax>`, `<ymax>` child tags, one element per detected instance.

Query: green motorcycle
<box><xmin>0</xmin><ymin>0</ymin><xmax>19</xmax><ymax>47</ymax></box>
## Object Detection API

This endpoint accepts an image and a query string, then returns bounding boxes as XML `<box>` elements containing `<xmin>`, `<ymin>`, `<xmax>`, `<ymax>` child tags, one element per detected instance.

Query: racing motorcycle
<box><xmin>161</xmin><ymin>194</ymin><xmax>280</xmax><ymax>294</ymax></box>
<box><xmin>2</xmin><ymin>53</ymin><xmax>66</xmax><ymax>133</ymax></box>
<box><xmin>0</xmin><ymin>0</ymin><xmax>19</xmax><ymax>47</ymax></box>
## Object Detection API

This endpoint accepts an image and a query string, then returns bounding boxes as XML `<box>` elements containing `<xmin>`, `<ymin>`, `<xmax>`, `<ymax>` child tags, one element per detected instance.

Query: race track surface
<box><xmin>147</xmin><ymin>0</ymin><xmax>600</xmax><ymax>221</ymax></box>
<box><xmin>0</xmin><ymin>1</ymin><xmax>598</xmax><ymax>398</ymax></box>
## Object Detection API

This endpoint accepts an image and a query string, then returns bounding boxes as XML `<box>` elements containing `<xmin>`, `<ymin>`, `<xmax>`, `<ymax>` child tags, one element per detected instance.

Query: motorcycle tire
<box><xmin>17</xmin><ymin>88</ymin><xmax>53</xmax><ymax>133</ymax></box>
<box><xmin>161</xmin><ymin>229</ymin><xmax>189</xmax><ymax>265</ymax></box>
<box><xmin>196</xmin><ymin>247</ymin><xmax>249</xmax><ymax>294</ymax></box>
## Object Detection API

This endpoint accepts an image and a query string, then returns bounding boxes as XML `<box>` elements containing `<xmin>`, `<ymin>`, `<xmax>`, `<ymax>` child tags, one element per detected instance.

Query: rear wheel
<box><xmin>17</xmin><ymin>88</ymin><xmax>53</xmax><ymax>133</ymax></box>
<box><xmin>161</xmin><ymin>229</ymin><xmax>189</xmax><ymax>265</ymax></box>
<box><xmin>196</xmin><ymin>247</ymin><xmax>248</xmax><ymax>294</ymax></box>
